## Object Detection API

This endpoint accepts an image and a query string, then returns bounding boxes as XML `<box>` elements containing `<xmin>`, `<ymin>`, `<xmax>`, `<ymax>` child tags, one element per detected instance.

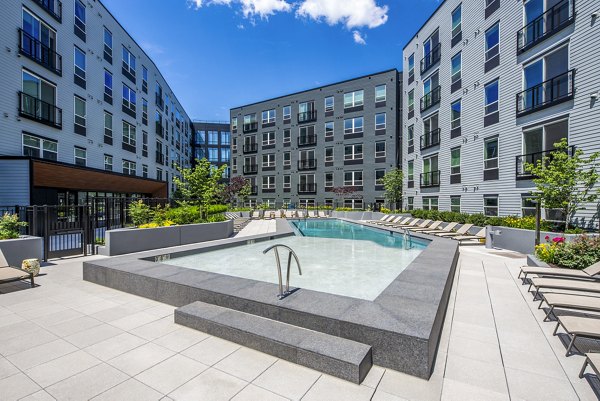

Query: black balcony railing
<box><xmin>18</xmin><ymin>91</ymin><xmax>62</xmax><ymax>129</ymax></box>
<box><xmin>420</xmin><ymin>43</ymin><xmax>441</xmax><ymax>75</ymax></box>
<box><xmin>19</xmin><ymin>29</ymin><xmax>62</xmax><ymax>75</ymax></box>
<box><xmin>298</xmin><ymin>135</ymin><xmax>317</xmax><ymax>147</ymax></box>
<box><xmin>420</xmin><ymin>129</ymin><xmax>441</xmax><ymax>150</ymax></box>
<box><xmin>33</xmin><ymin>0</ymin><xmax>62</xmax><ymax>22</ymax></box>
<box><xmin>243</xmin><ymin>143</ymin><xmax>258</xmax><ymax>153</ymax></box>
<box><xmin>420</xmin><ymin>171</ymin><xmax>441</xmax><ymax>187</ymax></box>
<box><xmin>298</xmin><ymin>159</ymin><xmax>317</xmax><ymax>170</ymax></box>
<box><xmin>243</xmin><ymin>165</ymin><xmax>258</xmax><ymax>174</ymax></box>
<box><xmin>420</xmin><ymin>86</ymin><xmax>441</xmax><ymax>112</ymax></box>
<box><xmin>516</xmin><ymin>69</ymin><xmax>575</xmax><ymax>117</ymax></box>
<box><xmin>243</xmin><ymin>122</ymin><xmax>258</xmax><ymax>133</ymax></box>
<box><xmin>298</xmin><ymin>183</ymin><xmax>317</xmax><ymax>193</ymax></box>
<box><xmin>298</xmin><ymin>110</ymin><xmax>317</xmax><ymax>124</ymax></box>
<box><xmin>517</xmin><ymin>0</ymin><xmax>574</xmax><ymax>53</ymax></box>
<box><xmin>515</xmin><ymin>145</ymin><xmax>575</xmax><ymax>179</ymax></box>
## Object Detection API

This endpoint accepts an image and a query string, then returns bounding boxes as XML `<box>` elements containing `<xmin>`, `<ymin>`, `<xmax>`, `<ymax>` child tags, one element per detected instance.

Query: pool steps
<box><xmin>175</xmin><ymin>301</ymin><xmax>373</xmax><ymax>384</ymax></box>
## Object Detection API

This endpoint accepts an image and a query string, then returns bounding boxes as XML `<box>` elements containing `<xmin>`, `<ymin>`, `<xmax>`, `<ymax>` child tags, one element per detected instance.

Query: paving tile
<box><xmin>377</xmin><ymin>368</ymin><xmax>443</xmax><ymax>401</ymax></box>
<box><xmin>45</xmin><ymin>315</ymin><xmax>103</xmax><ymax>337</ymax></box>
<box><xmin>181</xmin><ymin>336</ymin><xmax>240</xmax><ymax>366</ymax></box>
<box><xmin>129</xmin><ymin>316</ymin><xmax>179</xmax><ymax>341</ymax></box>
<box><xmin>0</xmin><ymin>328</ymin><xmax>58</xmax><ymax>357</ymax></box>
<box><xmin>89</xmin><ymin>305</ymin><xmax>141</xmax><ymax>323</ymax></box>
<box><xmin>371</xmin><ymin>390</ymin><xmax>410</xmax><ymax>401</ymax></box>
<box><xmin>19</xmin><ymin>303</ymin><xmax>72</xmax><ymax>321</ymax></box>
<box><xmin>144</xmin><ymin>304</ymin><xmax>176</xmax><ymax>318</ymax></box>
<box><xmin>108</xmin><ymin>342</ymin><xmax>175</xmax><ymax>376</ymax></box>
<box><xmin>441</xmin><ymin>378</ymin><xmax>509</xmax><ymax>401</ymax></box>
<box><xmin>302</xmin><ymin>374</ymin><xmax>375</xmax><ymax>401</ymax></box>
<box><xmin>231</xmin><ymin>384</ymin><xmax>289</xmax><ymax>401</ymax></box>
<box><xmin>449</xmin><ymin>321</ymin><xmax>498</xmax><ymax>345</ymax></box>
<box><xmin>0</xmin><ymin>357</ymin><xmax>19</xmax><ymax>380</ymax></box>
<box><xmin>84</xmin><ymin>332</ymin><xmax>147</xmax><ymax>361</ymax></box>
<box><xmin>214</xmin><ymin>347</ymin><xmax>277</xmax><ymax>382</ymax></box>
<box><xmin>32</xmin><ymin>308</ymin><xmax>83</xmax><ymax>327</ymax></box>
<box><xmin>7</xmin><ymin>339</ymin><xmax>78</xmax><ymax>370</ymax></box>
<box><xmin>19</xmin><ymin>390</ymin><xmax>57</xmax><ymax>401</ymax></box>
<box><xmin>504</xmin><ymin>367</ymin><xmax>579</xmax><ymax>401</ymax></box>
<box><xmin>168</xmin><ymin>368</ymin><xmax>247</xmax><ymax>401</ymax></box>
<box><xmin>253</xmin><ymin>360</ymin><xmax>320</xmax><ymax>400</ymax></box>
<box><xmin>46</xmin><ymin>363</ymin><xmax>128</xmax><ymax>401</ymax></box>
<box><xmin>361</xmin><ymin>365</ymin><xmax>385</xmax><ymax>388</ymax></box>
<box><xmin>136</xmin><ymin>354</ymin><xmax>208</xmax><ymax>394</ymax></box>
<box><xmin>447</xmin><ymin>335</ymin><xmax>502</xmax><ymax>364</ymax></box>
<box><xmin>444</xmin><ymin>352</ymin><xmax>508</xmax><ymax>395</ymax></box>
<box><xmin>26</xmin><ymin>350</ymin><xmax>101</xmax><ymax>388</ymax></box>
<box><xmin>69</xmin><ymin>299</ymin><xmax>120</xmax><ymax>315</ymax></box>
<box><xmin>500</xmin><ymin>345</ymin><xmax>567</xmax><ymax>380</ymax></box>
<box><xmin>109</xmin><ymin>311</ymin><xmax>161</xmax><ymax>331</ymax></box>
<box><xmin>64</xmin><ymin>323</ymin><xmax>124</xmax><ymax>348</ymax></box>
<box><xmin>0</xmin><ymin>372</ymin><xmax>41</xmax><ymax>401</ymax></box>
<box><xmin>92</xmin><ymin>378</ymin><xmax>164</xmax><ymax>401</ymax></box>
<box><xmin>152</xmin><ymin>327</ymin><xmax>209</xmax><ymax>352</ymax></box>
<box><xmin>0</xmin><ymin>313</ymin><xmax>26</xmax><ymax>328</ymax></box>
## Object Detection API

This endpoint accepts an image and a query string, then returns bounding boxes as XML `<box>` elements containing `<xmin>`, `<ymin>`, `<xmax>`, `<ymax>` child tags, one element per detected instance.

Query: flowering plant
<box><xmin>536</xmin><ymin>234</ymin><xmax>600</xmax><ymax>269</ymax></box>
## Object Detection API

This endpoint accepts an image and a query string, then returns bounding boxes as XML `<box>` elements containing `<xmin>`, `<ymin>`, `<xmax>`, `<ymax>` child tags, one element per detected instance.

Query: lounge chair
<box><xmin>250</xmin><ymin>210</ymin><xmax>261</xmax><ymax>219</ymax></box>
<box><xmin>579</xmin><ymin>352</ymin><xmax>600</xmax><ymax>379</ymax></box>
<box><xmin>308</xmin><ymin>210</ymin><xmax>318</xmax><ymax>218</ymax></box>
<box><xmin>539</xmin><ymin>293</ymin><xmax>600</xmax><ymax>321</ymax></box>
<box><xmin>318</xmin><ymin>211</ymin><xmax>328</xmax><ymax>218</ymax></box>
<box><xmin>370</xmin><ymin>215</ymin><xmax>395</xmax><ymax>224</ymax></box>
<box><xmin>409</xmin><ymin>220</ymin><xmax>443</xmax><ymax>232</ymax></box>
<box><xmin>435</xmin><ymin>224</ymin><xmax>473</xmax><ymax>237</ymax></box>
<box><xmin>421</xmin><ymin>222</ymin><xmax>458</xmax><ymax>235</ymax></box>
<box><xmin>378</xmin><ymin>216</ymin><xmax>404</xmax><ymax>226</ymax></box>
<box><xmin>298</xmin><ymin>210</ymin><xmax>306</xmax><ymax>218</ymax></box>
<box><xmin>529</xmin><ymin>277</ymin><xmax>600</xmax><ymax>300</ymax></box>
<box><xmin>0</xmin><ymin>251</ymin><xmax>34</xmax><ymax>288</ymax></box>
<box><xmin>553</xmin><ymin>315</ymin><xmax>600</xmax><ymax>356</ymax></box>
<box><xmin>386</xmin><ymin>217</ymin><xmax>411</xmax><ymax>227</ymax></box>
<box><xmin>390</xmin><ymin>218</ymin><xmax>420</xmax><ymax>228</ymax></box>
<box><xmin>453</xmin><ymin>227</ymin><xmax>486</xmax><ymax>244</ymax></box>
<box><xmin>285</xmin><ymin>210</ymin><xmax>296</xmax><ymax>219</ymax></box>
<box><xmin>263</xmin><ymin>210</ymin><xmax>276</xmax><ymax>219</ymax></box>
<box><xmin>519</xmin><ymin>261</ymin><xmax>600</xmax><ymax>282</ymax></box>
<box><xmin>366</xmin><ymin>214</ymin><xmax>389</xmax><ymax>223</ymax></box>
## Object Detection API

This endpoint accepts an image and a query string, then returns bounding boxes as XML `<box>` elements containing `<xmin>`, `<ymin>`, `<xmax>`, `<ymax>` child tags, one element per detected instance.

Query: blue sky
<box><xmin>101</xmin><ymin>0</ymin><xmax>442</xmax><ymax>121</ymax></box>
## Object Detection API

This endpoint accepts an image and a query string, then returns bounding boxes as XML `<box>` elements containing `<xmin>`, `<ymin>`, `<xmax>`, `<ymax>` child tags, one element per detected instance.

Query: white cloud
<box><xmin>296</xmin><ymin>0</ymin><xmax>388</xmax><ymax>29</ymax></box>
<box><xmin>240</xmin><ymin>0</ymin><xmax>292</xmax><ymax>18</ymax></box>
<box><xmin>352</xmin><ymin>30</ymin><xmax>366</xmax><ymax>45</ymax></box>
<box><xmin>187</xmin><ymin>0</ymin><xmax>232</xmax><ymax>9</ymax></box>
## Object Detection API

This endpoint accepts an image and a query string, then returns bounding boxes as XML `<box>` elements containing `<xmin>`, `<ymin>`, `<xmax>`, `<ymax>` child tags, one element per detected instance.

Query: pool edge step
<box><xmin>175</xmin><ymin>301</ymin><xmax>372</xmax><ymax>384</ymax></box>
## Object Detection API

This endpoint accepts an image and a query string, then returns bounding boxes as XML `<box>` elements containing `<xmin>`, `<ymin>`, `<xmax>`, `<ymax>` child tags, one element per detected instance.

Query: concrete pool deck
<box><xmin>0</xmin><ymin>246</ymin><xmax>598</xmax><ymax>400</ymax></box>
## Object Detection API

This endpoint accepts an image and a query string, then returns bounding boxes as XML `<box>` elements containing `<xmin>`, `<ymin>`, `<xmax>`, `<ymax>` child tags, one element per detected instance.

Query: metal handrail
<box><xmin>403</xmin><ymin>228</ymin><xmax>413</xmax><ymax>250</ymax></box>
<box><xmin>263</xmin><ymin>244</ymin><xmax>302</xmax><ymax>299</ymax></box>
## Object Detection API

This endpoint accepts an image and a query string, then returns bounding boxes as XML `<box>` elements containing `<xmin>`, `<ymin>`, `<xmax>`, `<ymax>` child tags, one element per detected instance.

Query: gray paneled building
<box><xmin>402</xmin><ymin>0</ymin><xmax>600</xmax><ymax>225</ymax></box>
<box><xmin>192</xmin><ymin>121</ymin><xmax>231</xmax><ymax>180</ymax></box>
<box><xmin>0</xmin><ymin>0</ymin><xmax>192</xmax><ymax>206</ymax></box>
<box><xmin>230</xmin><ymin>69</ymin><xmax>402</xmax><ymax>209</ymax></box>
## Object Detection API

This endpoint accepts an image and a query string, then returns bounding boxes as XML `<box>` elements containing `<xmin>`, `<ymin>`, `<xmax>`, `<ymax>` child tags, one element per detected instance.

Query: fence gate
<box><xmin>43</xmin><ymin>205</ymin><xmax>92</xmax><ymax>259</ymax></box>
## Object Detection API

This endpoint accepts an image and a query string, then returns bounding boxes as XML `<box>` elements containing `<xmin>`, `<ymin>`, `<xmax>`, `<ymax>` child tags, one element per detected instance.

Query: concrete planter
<box><xmin>331</xmin><ymin>211</ymin><xmax>380</xmax><ymax>220</ymax></box>
<box><xmin>486</xmin><ymin>226</ymin><xmax>587</xmax><ymax>254</ymax></box>
<box><xmin>526</xmin><ymin>254</ymin><xmax>550</xmax><ymax>267</ymax></box>
<box><xmin>100</xmin><ymin>220</ymin><xmax>234</xmax><ymax>256</ymax></box>
<box><xmin>0</xmin><ymin>236</ymin><xmax>43</xmax><ymax>267</ymax></box>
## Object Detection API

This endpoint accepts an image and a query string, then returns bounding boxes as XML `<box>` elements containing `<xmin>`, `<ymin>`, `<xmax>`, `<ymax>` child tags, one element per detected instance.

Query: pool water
<box><xmin>163</xmin><ymin>219</ymin><xmax>429</xmax><ymax>300</ymax></box>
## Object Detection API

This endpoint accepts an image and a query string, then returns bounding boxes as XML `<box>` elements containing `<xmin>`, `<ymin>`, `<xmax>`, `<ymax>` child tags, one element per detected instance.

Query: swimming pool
<box><xmin>163</xmin><ymin>219</ymin><xmax>429</xmax><ymax>300</ymax></box>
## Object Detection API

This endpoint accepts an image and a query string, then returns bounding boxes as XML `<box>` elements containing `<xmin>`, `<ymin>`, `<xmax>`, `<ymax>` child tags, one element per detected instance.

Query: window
<box><xmin>262</xmin><ymin>153</ymin><xmax>275</xmax><ymax>167</ymax></box>
<box><xmin>262</xmin><ymin>109</ymin><xmax>276</xmax><ymax>124</ymax></box>
<box><xmin>74</xmin><ymin>0</ymin><xmax>86</xmax><ymax>33</ymax></box>
<box><xmin>262</xmin><ymin>176</ymin><xmax>275</xmax><ymax>189</ymax></box>
<box><xmin>324</xmin><ymin>172</ymin><xmax>334</xmax><ymax>188</ymax></box>
<box><xmin>104</xmin><ymin>154</ymin><xmax>113</xmax><ymax>171</ymax></box>
<box><xmin>262</xmin><ymin>131</ymin><xmax>275</xmax><ymax>146</ymax></box>
<box><xmin>122</xmin><ymin>160</ymin><xmax>136</xmax><ymax>176</ymax></box>
<box><xmin>122</xmin><ymin>84</ymin><xmax>136</xmax><ymax>113</ymax></box>
<box><xmin>232</xmin><ymin>158</ymin><xmax>238</xmax><ymax>171</ymax></box>
<box><xmin>407</xmin><ymin>160</ymin><xmax>414</xmax><ymax>182</ymax></box>
<box><xmin>142</xmin><ymin>66</ymin><xmax>148</xmax><ymax>92</ymax></box>
<box><xmin>142</xmin><ymin>130</ymin><xmax>148</xmax><ymax>155</ymax></box>
<box><xmin>74</xmin><ymin>147</ymin><xmax>86</xmax><ymax>166</ymax></box>
<box><xmin>408</xmin><ymin>54</ymin><xmax>415</xmax><ymax>81</ymax></box>
<box><xmin>344</xmin><ymin>117</ymin><xmax>364</xmax><ymax>134</ymax></box>
<box><xmin>103</xmin><ymin>70</ymin><xmax>113</xmax><ymax>100</ymax></box>
<box><xmin>156</xmin><ymin>168</ymin><xmax>163</xmax><ymax>181</ymax></box>
<box><xmin>407</xmin><ymin>197</ymin><xmax>414</xmax><ymax>210</ymax></box>
<box><xmin>375</xmin><ymin>169</ymin><xmax>385</xmax><ymax>186</ymax></box>
<box><xmin>208</xmin><ymin>148</ymin><xmax>219</xmax><ymax>162</ymax></box>
<box><xmin>423</xmin><ymin>196</ymin><xmax>439</xmax><ymax>211</ymax></box>
<box><xmin>325</xmin><ymin>147</ymin><xmax>334</xmax><ymax>162</ymax></box>
<box><xmin>142</xmin><ymin>99</ymin><xmax>148</xmax><ymax>124</ymax></box>
<box><xmin>451</xmin><ymin>100</ymin><xmax>461</xmax><ymax>129</ymax></box>
<box><xmin>451</xmin><ymin>4</ymin><xmax>462</xmax><ymax>38</ymax></box>
<box><xmin>375</xmin><ymin>85</ymin><xmax>386</xmax><ymax>102</ymax></box>
<box><xmin>484</xmin><ymin>195</ymin><xmax>499</xmax><ymax>216</ymax></box>
<box><xmin>103</xmin><ymin>27</ymin><xmax>112</xmax><ymax>60</ymax></box>
<box><xmin>450</xmin><ymin>196</ymin><xmax>461</xmax><ymax>213</ymax></box>
<box><xmin>221</xmin><ymin>131</ymin><xmax>230</xmax><ymax>145</ymax></box>
<box><xmin>283</xmin><ymin>129</ymin><xmax>291</xmax><ymax>143</ymax></box>
<box><xmin>451</xmin><ymin>53</ymin><xmax>461</xmax><ymax>84</ymax></box>
<box><xmin>123</xmin><ymin>121</ymin><xmax>136</xmax><ymax>147</ymax></box>
<box><xmin>104</xmin><ymin>111</ymin><xmax>113</xmax><ymax>139</ymax></box>
<box><xmin>283</xmin><ymin>151</ymin><xmax>291</xmax><ymax>166</ymax></box>
<box><xmin>344</xmin><ymin>144</ymin><xmax>363</xmax><ymax>160</ymax></box>
<box><xmin>22</xmin><ymin>134</ymin><xmax>57</xmax><ymax>160</ymax></box>
<box><xmin>484</xmin><ymin>137</ymin><xmax>499</xmax><ymax>170</ymax></box>
<box><xmin>375</xmin><ymin>113</ymin><xmax>386</xmax><ymax>130</ymax></box>
<box><xmin>325</xmin><ymin>96</ymin><xmax>334</xmax><ymax>112</ymax></box>
<box><xmin>485</xmin><ymin>23</ymin><xmax>500</xmax><ymax>62</ymax></box>
<box><xmin>522</xmin><ymin>195</ymin><xmax>537</xmax><ymax>217</ymax></box>
<box><xmin>155</xmin><ymin>83</ymin><xmax>163</xmax><ymax>108</ymax></box>
<box><xmin>344</xmin><ymin>199</ymin><xmax>363</xmax><ymax>210</ymax></box>
<box><xmin>74</xmin><ymin>96</ymin><xmax>86</xmax><ymax>129</ymax></box>
<box><xmin>344</xmin><ymin>170</ymin><xmax>363</xmax><ymax>186</ymax></box>
<box><xmin>375</xmin><ymin>141</ymin><xmax>386</xmax><ymax>158</ymax></box>
<box><xmin>451</xmin><ymin>147</ymin><xmax>461</xmax><ymax>175</ymax></box>
<box><xmin>122</xmin><ymin>47</ymin><xmax>136</xmax><ymax>77</ymax></box>
<box><xmin>142</xmin><ymin>164</ymin><xmax>148</xmax><ymax>178</ymax></box>
<box><xmin>283</xmin><ymin>175</ymin><xmax>291</xmax><ymax>189</ymax></box>
<box><xmin>407</xmin><ymin>125</ymin><xmax>414</xmax><ymax>150</ymax></box>
<box><xmin>208</xmin><ymin>131</ymin><xmax>219</xmax><ymax>145</ymax></box>
<box><xmin>485</xmin><ymin>80</ymin><xmax>499</xmax><ymax>115</ymax></box>
<box><xmin>344</xmin><ymin>90</ymin><xmax>364</xmax><ymax>108</ymax></box>
<box><xmin>283</xmin><ymin>105</ymin><xmax>291</xmax><ymax>120</ymax></box>
<box><xmin>408</xmin><ymin>90</ymin><xmax>414</xmax><ymax>113</ymax></box>
<box><xmin>74</xmin><ymin>46</ymin><xmax>86</xmax><ymax>81</ymax></box>
<box><xmin>325</xmin><ymin>122</ymin><xmax>334</xmax><ymax>137</ymax></box>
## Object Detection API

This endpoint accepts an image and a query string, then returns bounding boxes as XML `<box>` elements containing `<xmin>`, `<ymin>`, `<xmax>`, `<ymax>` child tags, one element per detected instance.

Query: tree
<box><xmin>222</xmin><ymin>176</ymin><xmax>251</xmax><ymax>206</ymax></box>
<box><xmin>173</xmin><ymin>159</ymin><xmax>228</xmax><ymax>211</ymax></box>
<box><xmin>382</xmin><ymin>168</ymin><xmax>403</xmax><ymax>211</ymax></box>
<box><xmin>525</xmin><ymin>138</ymin><xmax>600</xmax><ymax>230</ymax></box>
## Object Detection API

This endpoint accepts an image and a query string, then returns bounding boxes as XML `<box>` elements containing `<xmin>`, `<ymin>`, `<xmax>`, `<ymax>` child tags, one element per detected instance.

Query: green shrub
<box><xmin>164</xmin><ymin>205</ymin><xmax>203</xmax><ymax>225</ymax></box>
<box><xmin>206</xmin><ymin>213</ymin><xmax>226</xmax><ymax>222</ymax></box>
<box><xmin>536</xmin><ymin>235</ymin><xmax>600</xmax><ymax>269</ymax></box>
<box><xmin>205</xmin><ymin>204</ymin><xmax>228</xmax><ymax>215</ymax></box>
<box><xmin>335</xmin><ymin>207</ymin><xmax>363</xmax><ymax>212</ymax></box>
<box><xmin>128</xmin><ymin>201</ymin><xmax>153</xmax><ymax>227</ymax></box>
<box><xmin>0</xmin><ymin>213</ymin><xmax>27</xmax><ymax>240</ymax></box>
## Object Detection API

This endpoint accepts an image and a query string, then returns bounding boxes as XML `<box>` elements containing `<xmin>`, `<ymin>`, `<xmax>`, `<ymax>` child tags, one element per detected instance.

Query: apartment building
<box><xmin>230</xmin><ymin>69</ymin><xmax>401</xmax><ymax>209</ymax></box>
<box><xmin>0</xmin><ymin>0</ymin><xmax>192</xmax><ymax>206</ymax></box>
<box><xmin>402</xmin><ymin>0</ymin><xmax>600</xmax><ymax>224</ymax></box>
<box><xmin>191</xmin><ymin>121</ymin><xmax>231</xmax><ymax>180</ymax></box>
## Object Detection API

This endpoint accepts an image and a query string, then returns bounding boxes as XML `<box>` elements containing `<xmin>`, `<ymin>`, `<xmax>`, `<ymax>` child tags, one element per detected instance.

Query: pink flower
<box><xmin>545</xmin><ymin>235</ymin><xmax>550</xmax><ymax>241</ymax></box>
<box><xmin>552</xmin><ymin>237</ymin><xmax>565</xmax><ymax>244</ymax></box>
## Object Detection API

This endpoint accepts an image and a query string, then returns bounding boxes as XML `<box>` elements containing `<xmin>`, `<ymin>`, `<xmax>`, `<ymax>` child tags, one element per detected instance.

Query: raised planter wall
<box><xmin>0</xmin><ymin>236</ymin><xmax>43</xmax><ymax>266</ymax></box>
<box><xmin>100</xmin><ymin>220</ymin><xmax>234</xmax><ymax>256</ymax></box>
<box><xmin>486</xmin><ymin>226</ymin><xmax>587</xmax><ymax>255</ymax></box>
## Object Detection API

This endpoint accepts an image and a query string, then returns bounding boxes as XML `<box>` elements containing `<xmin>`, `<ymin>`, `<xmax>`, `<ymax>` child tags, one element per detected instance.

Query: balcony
<box><xmin>298</xmin><ymin>111</ymin><xmax>317</xmax><ymax>124</ymax></box>
<box><xmin>420</xmin><ymin>86</ymin><xmax>441</xmax><ymax>113</ymax></box>
<box><xmin>33</xmin><ymin>0</ymin><xmax>62</xmax><ymax>22</ymax></box>
<box><xmin>19</xmin><ymin>29</ymin><xmax>62</xmax><ymax>75</ymax></box>
<box><xmin>516</xmin><ymin>69</ymin><xmax>575</xmax><ymax>117</ymax></box>
<box><xmin>155</xmin><ymin>152</ymin><xmax>164</xmax><ymax>165</ymax></box>
<box><xmin>515</xmin><ymin>145</ymin><xmax>575</xmax><ymax>179</ymax></box>
<box><xmin>18</xmin><ymin>91</ymin><xmax>62</xmax><ymax>129</ymax></box>
<box><xmin>298</xmin><ymin>159</ymin><xmax>317</xmax><ymax>170</ymax></box>
<box><xmin>243</xmin><ymin>165</ymin><xmax>258</xmax><ymax>174</ymax></box>
<box><xmin>242</xmin><ymin>143</ymin><xmax>258</xmax><ymax>154</ymax></box>
<box><xmin>420</xmin><ymin>43</ymin><xmax>441</xmax><ymax>75</ymax></box>
<box><xmin>517</xmin><ymin>0</ymin><xmax>574</xmax><ymax>53</ymax></box>
<box><xmin>243</xmin><ymin>122</ymin><xmax>258</xmax><ymax>133</ymax></box>
<box><xmin>298</xmin><ymin>183</ymin><xmax>317</xmax><ymax>194</ymax></box>
<box><xmin>420</xmin><ymin>129</ymin><xmax>441</xmax><ymax>150</ymax></box>
<box><xmin>298</xmin><ymin>135</ymin><xmax>317</xmax><ymax>147</ymax></box>
<box><xmin>420</xmin><ymin>171</ymin><xmax>440</xmax><ymax>188</ymax></box>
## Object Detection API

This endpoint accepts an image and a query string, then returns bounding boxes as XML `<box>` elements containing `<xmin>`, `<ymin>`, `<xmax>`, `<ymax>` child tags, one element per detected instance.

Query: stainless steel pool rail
<box><xmin>263</xmin><ymin>244</ymin><xmax>302</xmax><ymax>299</ymax></box>
<box><xmin>403</xmin><ymin>228</ymin><xmax>413</xmax><ymax>250</ymax></box>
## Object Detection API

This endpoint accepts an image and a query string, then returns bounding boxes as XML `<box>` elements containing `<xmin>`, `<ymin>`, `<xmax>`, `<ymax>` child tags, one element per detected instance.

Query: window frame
<box><xmin>451</xmin><ymin>52</ymin><xmax>462</xmax><ymax>84</ymax></box>
<box><xmin>74</xmin><ymin>146</ymin><xmax>86</xmax><ymax>166</ymax></box>
<box><xmin>262</xmin><ymin>153</ymin><xmax>275</xmax><ymax>168</ymax></box>
<box><xmin>375</xmin><ymin>84</ymin><xmax>387</xmax><ymax>102</ymax></box>
<box><xmin>344</xmin><ymin>117</ymin><xmax>364</xmax><ymax>134</ymax></box>
<box><xmin>122</xmin><ymin>83</ymin><xmax>136</xmax><ymax>113</ymax></box>
<box><xmin>375</xmin><ymin>141</ymin><xmax>386</xmax><ymax>158</ymax></box>
<box><xmin>484</xmin><ymin>137</ymin><xmax>499</xmax><ymax>170</ymax></box>
<box><xmin>484</xmin><ymin>79</ymin><xmax>499</xmax><ymax>115</ymax></box>
<box><xmin>344</xmin><ymin>143</ymin><xmax>363</xmax><ymax>160</ymax></box>
<box><xmin>343</xmin><ymin>90</ymin><xmax>364</xmax><ymax>109</ymax></box>
<box><xmin>261</xmin><ymin>109</ymin><xmax>276</xmax><ymax>124</ymax></box>
<box><xmin>450</xmin><ymin>146</ymin><xmax>461</xmax><ymax>175</ymax></box>
<box><xmin>74</xmin><ymin>95</ymin><xmax>86</xmax><ymax>128</ymax></box>
<box><xmin>451</xmin><ymin>99</ymin><xmax>461</xmax><ymax>129</ymax></box>
<box><xmin>122</xmin><ymin>46</ymin><xmax>136</xmax><ymax>77</ymax></box>
<box><xmin>104</xmin><ymin>154</ymin><xmax>113</xmax><ymax>171</ymax></box>
<box><xmin>485</xmin><ymin>22</ymin><xmax>500</xmax><ymax>62</ymax></box>
<box><xmin>484</xmin><ymin>195</ymin><xmax>499</xmax><ymax>217</ymax></box>
<box><xmin>324</xmin><ymin>96</ymin><xmax>334</xmax><ymax>112</ymax></box>
<box><xmin>408</xmin><ymin>89</ymin><xmax>414</xmax><ymax>113</ymax></box>
<box><xmin>22</xmin><ymin>133</ymin><xmax>57</xmax><ymax>160</ymax></box>
<box><xmin>122</xmin><ymin>120</ymin><xmax>136</xmax><ymax>147</ymax></box>
<box><xmin>451</xmin><ymin>4</ymin><xmax>462</xmax><ymax>38</ymax></box>
<box><xmin>450</xmin><ymin>196</ymin><xmax>461</xmax><ymax>213</ymax></box>
<box><xmin>262</xmin><ymin>131</ymin><xmax>275</xmax><ymax>146</ymax></box>
<box><xmin>122</xmin><ymin>159</ymin><xmax>136</xmax><ymax>176</ymax></box>
<box><xmin>343</xmin><ymin>170</ymin><xmax>363</xmax><ymax>186</ymax></box>
<box><xmin>325</xmin><ymin>147</ymin><xmax>334</xmax><ymax>162</ymax></box>
<box><xmin>375</xmin><ymin>113</ymin><xmax>386</xmax><ymax>130</ymax></box>
<box><xmin>74</xmin><ymin>46</ymin><xmax>86</xmax><ymax>80</ymax></box>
